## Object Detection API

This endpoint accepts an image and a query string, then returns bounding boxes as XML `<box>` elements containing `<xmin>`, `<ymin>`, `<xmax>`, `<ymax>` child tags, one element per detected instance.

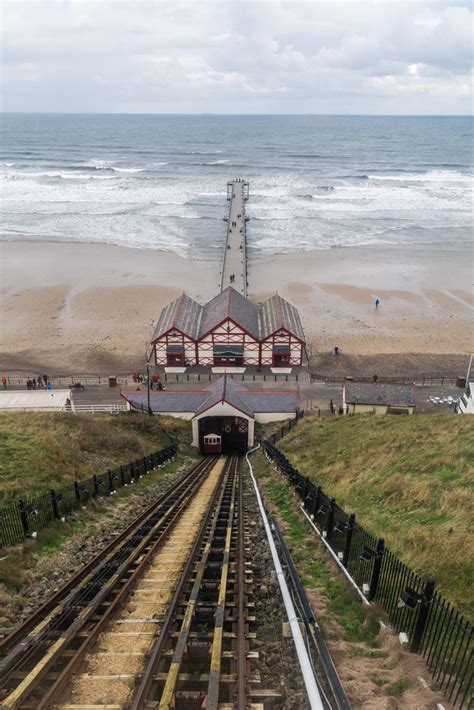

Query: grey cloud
<box><xmin>1</xmin><ymin>0</ymin><xmax>472</xmax><ymax>114</ymax></box>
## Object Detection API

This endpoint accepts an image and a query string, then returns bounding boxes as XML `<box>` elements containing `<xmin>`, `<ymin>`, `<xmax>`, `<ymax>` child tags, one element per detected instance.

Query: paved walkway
<box><xmin>220</xmin><ymin>179</ymin><xmax>248</xmax><ymax>296</ymax></box>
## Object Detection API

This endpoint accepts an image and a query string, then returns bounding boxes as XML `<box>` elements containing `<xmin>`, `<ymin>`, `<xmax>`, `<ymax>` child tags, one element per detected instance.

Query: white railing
<box><xmin>70</xmin><ymin>404</ymin><xmax>129</xmax><ymax>414</ymax></box>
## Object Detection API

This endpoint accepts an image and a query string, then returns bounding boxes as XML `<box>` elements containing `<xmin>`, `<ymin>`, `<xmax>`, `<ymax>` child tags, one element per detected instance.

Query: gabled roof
<box><xmin>121</xmin><ymin>376</ymin><xmax>299</xmax><ymax>417</ymax></box>
<box><xmin>344</xmin><ymin>382</ymin><xmax>416</xmax><ymax>407</ymax></box>
<box><xmin>198</xmin><ymin>287</ymin><xmax>259</xmax><ymax>339</ymax></box>
<box><xmin>259</xmin><ymin>294</ymin><xmax>305</xmax><ymax>341</ymax></box>
<box><xmin>151</xmin><ymin>293</ymin><xmax>202</xmax><ymax>342</ymax></box>
<box><xmin>194</xmin><ymin>376</ymin><xmax>254</xmax><ymax>418</ymax></box>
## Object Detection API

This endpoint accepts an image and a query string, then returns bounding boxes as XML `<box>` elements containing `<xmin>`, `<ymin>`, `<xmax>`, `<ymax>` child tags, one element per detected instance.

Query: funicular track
<box><xmin>0</xmin><ymin>455</ymin><xmax>221</xmax><ymax>709</ymax></box>
<box><xmin>129</xmin><ymin>454</ymin><xmax>252</xmax><ymax>710</ymax></box>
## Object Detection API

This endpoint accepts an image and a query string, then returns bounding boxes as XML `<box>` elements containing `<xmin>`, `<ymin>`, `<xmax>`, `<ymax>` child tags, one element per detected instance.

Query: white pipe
<box><xmin>299</xmin><ymin>505</ymin><xmax>370</xmax><ymax>606</ymax></box>
<box><xmin>262</xmin><ymin>450</ymin><xmax>370</xmax><ymax>607</ymax></box>
<box><xmin>246</xmin><ymin>446</ymin><xmax>324</xmax><ymax>710</ymax></box>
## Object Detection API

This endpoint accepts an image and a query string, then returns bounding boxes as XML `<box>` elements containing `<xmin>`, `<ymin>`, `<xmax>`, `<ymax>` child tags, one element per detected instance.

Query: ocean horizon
<box><xmin>1</xmin><ymin>113</ymin><xmax>472</xmax><ymax>261</ymax></box>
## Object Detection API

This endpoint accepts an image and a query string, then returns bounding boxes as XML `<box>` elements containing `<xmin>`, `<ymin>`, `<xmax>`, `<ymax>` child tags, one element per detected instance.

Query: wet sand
<box><xmin>1</xmin><ymin>239</ymin><xmax>472</xmax><ymax>374</ymax></box>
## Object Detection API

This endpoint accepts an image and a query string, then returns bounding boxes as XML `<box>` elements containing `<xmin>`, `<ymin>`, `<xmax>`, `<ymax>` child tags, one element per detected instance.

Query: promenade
<box><xmin>220</xmin><ymin>179</ymin><xmax>249</xmax><ymax>296</ymax></box>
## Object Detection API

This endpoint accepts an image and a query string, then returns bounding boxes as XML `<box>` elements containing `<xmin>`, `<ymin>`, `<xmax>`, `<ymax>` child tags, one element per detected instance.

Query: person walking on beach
<box><xmin>375</xmin><ymin>297</ymin><xmax>380</xmax><ymax>310</ymax></box>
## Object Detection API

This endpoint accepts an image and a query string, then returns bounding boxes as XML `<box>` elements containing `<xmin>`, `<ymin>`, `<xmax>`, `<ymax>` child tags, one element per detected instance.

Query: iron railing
<box><xmin>262</xmin><ymin>438</ymin><xmax>473</xmax><ymax>708</ymax></box>
<box><xmin>0</xmin><ymin>445</ymin><xmax>177</xmax><ymax>548</ymax></box>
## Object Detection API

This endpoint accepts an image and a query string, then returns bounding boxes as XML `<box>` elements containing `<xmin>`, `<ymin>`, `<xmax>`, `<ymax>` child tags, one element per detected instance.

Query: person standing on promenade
<box><xmin>1</xmin><ymin>376</ymin><xmax>6</xmax><ymax>389</ymax></box>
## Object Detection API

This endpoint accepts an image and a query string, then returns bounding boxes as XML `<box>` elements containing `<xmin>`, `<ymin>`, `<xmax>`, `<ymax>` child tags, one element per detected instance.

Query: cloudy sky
<box><xmin>2</xmin><ymin>0</ymin><xmax>472</xmax><ymax>114</ymax></box>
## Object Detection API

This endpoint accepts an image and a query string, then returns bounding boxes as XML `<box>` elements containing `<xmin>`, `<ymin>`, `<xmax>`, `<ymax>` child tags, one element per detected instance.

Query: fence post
<box><xmin>326</xmin><ymin>498</ymin><xmax>336</xmax><ymax>543</ymax></box>
<box><xmin>50</xmin><ymin>489</ymin><xmax>60</xmax><ymax>519</ymax></box>
<box><xmin>74</xmin><ymin>481</ymin><xmax>81</xmax><ymax>502</ymax></box>
<box><xmin>342</xmin><ymin>513</ymin><xmax>356</xmax><ymax>568</ymax></box>
<box><xmin>108</xmin><ymin>471</ymin><xmax>115</xmax><ymax>493</ymax></box>
<box><xmin>410</xmin><ymin>577</ymin><xmax>436</xmax><ymax>653</ymax></box>
<box><xmin>303</xmin><ymin>477</ymin><xmax>309</xmax><ymax>506</ymax></box>
<box><xmin>18</xmin><ymin>499</ymin><xmax>29</xmax><ymax>536</ymax></box>
<box><xmin>311</xmin><ymin>486</ymin><xmax>322</xmax><ymax>520</ymax></box>
<box><xmin>368</xmin><ymin>538</ymin><xmax>385</xmax><ymax>601</ymax></box>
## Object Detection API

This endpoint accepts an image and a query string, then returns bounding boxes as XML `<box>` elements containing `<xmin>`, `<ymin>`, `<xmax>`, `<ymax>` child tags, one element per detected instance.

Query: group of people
<box><xmin>229</xmin><ymin>274</ymin><xmax>236</xmax><ymax>283</ymax></box>
<box><xmin>131</xmin><ymin>372</ymin><xmax>147</xmax><ymax>383</ymax></box>
<box><xmin>26</xmin><ymin>376</ymin><xmax>51</xmax><ymax>390</ymax></box>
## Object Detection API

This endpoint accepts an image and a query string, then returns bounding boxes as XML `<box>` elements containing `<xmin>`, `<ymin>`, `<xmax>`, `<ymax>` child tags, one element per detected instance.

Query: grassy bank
<box><xmin>251</xmin><ymin>450</ymin><xmax>448</xmax><ymax>708</ymax></box>
<box><xmin>0</xmin><ymin>412</ymin><xmax>193</xmax><ymax>503</ymax></box>
<box><xmin>273</xmin><ymin>414</ymin><xmax>473</xmax><ymax>616</ymax></box>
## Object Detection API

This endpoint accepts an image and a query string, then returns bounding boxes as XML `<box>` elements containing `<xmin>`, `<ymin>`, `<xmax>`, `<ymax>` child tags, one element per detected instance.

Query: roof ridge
<box><xmin>276</xmin><ymin>293</ymin><xmax>284</xmax><ymax>328</ymax></box>
<box><xmin>172</xmin><ymin>292</ymin><xmax>186</xmax><ymax>329</ymax></box>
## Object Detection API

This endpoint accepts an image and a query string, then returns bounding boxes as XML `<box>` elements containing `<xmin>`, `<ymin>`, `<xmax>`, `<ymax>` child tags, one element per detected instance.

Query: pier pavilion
<box><xmin>150</xmin><ymin>286</ymin><xmax>305</xmax><ymax>370</ymax></box>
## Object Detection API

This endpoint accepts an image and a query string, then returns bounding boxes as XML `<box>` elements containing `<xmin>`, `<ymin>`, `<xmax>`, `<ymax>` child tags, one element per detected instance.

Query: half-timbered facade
<box><xmin>150</xmin><ymin>287</ymin><xmax>305</xmax><ymax>368</ymax></box>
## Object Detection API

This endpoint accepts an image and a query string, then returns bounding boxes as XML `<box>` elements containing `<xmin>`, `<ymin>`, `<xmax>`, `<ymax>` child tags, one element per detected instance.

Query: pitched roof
<box><xmin>151</xmin><ymin>293</ymin><xmax>202</xmax><ymax>341</ymax></box>
<box><xmin>121</xmin><ymin>390</ymin><xmax>208</xmax><ymax>413</ymax></box>
<box><xmin>194</xmin><ymin>376</ymin><xmax>254</xmax><ymax>418</ymax></box>
<box><xmin>121</xmin><ymin>377</ymin><xmax>299</xmax><ymax>417</ymax></box>
<box><xmin>259</xmin><ymin>294</ymin><xmax>305</xmax><ymax>341</ymax></box>
<box><xmin>198</xmin><ymin>287</ymin><xmax>259</xmax><ymax>339</ymax></box>
<box><xmin>344</xmin><ymin>382</ymin><xmax>416</xmax><ymax>407</ymax></box>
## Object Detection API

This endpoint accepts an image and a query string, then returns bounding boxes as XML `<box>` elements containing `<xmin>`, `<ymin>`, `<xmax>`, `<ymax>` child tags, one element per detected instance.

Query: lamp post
<box><xmin>146</xmin><ymin>361</ymin><xmax>153</xmax><ymax>416</ymax></box>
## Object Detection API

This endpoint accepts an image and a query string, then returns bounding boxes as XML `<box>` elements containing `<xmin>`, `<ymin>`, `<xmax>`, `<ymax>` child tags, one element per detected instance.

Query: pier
<box><xmin>220</xmin><ymin>179</ymin><xmax>249</xmax><ymax>296</ymax></box>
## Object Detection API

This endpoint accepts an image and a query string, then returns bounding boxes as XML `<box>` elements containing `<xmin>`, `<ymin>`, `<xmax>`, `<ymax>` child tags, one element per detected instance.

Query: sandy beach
<box><xmin>1</xmin><ymin>239</ymin><xmax>472</xmax><ymax>375</ymax></box>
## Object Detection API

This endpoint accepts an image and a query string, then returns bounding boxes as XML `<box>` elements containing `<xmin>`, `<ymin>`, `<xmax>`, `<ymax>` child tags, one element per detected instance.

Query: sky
<box><xmin>1</xmin><ymin>0</ymin><xmax>473</xmax><ymax>114</ymax></box>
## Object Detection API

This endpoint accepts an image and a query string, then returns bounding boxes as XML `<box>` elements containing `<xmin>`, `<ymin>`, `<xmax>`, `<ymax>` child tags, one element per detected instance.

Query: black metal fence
<box><xmin>0</xmin><ymin>445</ymin><xmax>177</xmax><ymax>548</ymax></box>
<box><xmin>262</xmin><ymin>437</ymin><xmax>473</xmax><ymax>709</ymax></box>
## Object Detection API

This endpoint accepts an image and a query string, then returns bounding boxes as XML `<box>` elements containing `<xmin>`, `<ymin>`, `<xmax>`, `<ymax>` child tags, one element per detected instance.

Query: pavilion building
<box><xmin>150</xmin><ymin>286</ymin><xmax>305</xmax><ymax>369</ymax></box>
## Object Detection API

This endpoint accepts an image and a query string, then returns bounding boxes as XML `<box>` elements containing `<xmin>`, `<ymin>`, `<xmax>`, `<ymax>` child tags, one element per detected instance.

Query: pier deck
<box><xmin>220</xmin><ymin>179</ymin><xmax>249</xmax><ymax>296</ymax></box>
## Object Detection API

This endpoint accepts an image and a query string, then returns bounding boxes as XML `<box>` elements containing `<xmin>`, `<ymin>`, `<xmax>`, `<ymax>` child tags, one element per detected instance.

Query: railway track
<box><xmin>0</xmin><ymin>455</ymin><xmax>220</xmax><ymax>708</ymax></box>
<box><xmin>1</xmin><ymin>451</ymin><xmax>349</xmax><ymax>709</ymax></box>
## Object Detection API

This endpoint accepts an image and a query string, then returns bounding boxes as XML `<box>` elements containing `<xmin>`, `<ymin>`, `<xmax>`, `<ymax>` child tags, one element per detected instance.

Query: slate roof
<box><xmin>151</xmin><ymin>288</ymin><xmax>306</xmax><ymax>345</ymax></box>
<box><xmin>121</xmin><ymin>376</ymin><xmax>299</xmax><ymax>417</ymax></box>
<box><xmin>344</xmin><ymin>382</ymin><xmax>416</xmax><ymax>407</ymax></box>
<box><xmin>198</xmin><ymin>287</ymin><xmax>260</xmax><ymax>339</ymax></box>
<box><xmin>194</xmin><ymin>376</ymin><xmax>255</xmax><ymax>417</ymax></box>
<box><xmin>151</xmin><ymin>293</ymin><xmax>202</xmax><ymax>341</ymax></box>
<box><xmin>259</xmin><ymin>294</ymin><xmax>305</xmax><ymax>341</ymax></box>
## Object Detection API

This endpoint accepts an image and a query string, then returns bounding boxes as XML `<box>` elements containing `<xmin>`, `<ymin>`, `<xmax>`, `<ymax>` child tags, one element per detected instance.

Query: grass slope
<box><xmin>275</xmin><ymin>414</ymin><xmax>474</xmax><ymax>616</ymax></box>
<box><xmin>0</xmin><ymin>412</ymin><xmax>192</xmax><ymax>504</ymax></box>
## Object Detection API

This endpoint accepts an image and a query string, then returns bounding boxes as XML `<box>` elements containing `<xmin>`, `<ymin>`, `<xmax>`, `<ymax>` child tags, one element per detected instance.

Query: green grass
<box><xmin>0</xmin><ymin>412</ymin><xmax>193</xmax><ymax>504</ymax></box>
<box><xmin>0</xmin><ymin>453</ymin><xmax>190</xmax><ymax>599</ymax></box>
<box><xmin>270</xmin><ymin>414</ymin><xmax>474</xmax><ymax>616</ymax></box>
<box><xmin>252</xmin><ymin>452</ymin><xmax>382</xmax><ymax>648</ymax></box>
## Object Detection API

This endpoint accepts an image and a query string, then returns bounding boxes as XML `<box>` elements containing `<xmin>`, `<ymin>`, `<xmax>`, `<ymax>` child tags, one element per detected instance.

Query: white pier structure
<box><xmin>220</xmin><ymin>179</ymin><xmax>249</xmax><ymax>297</ymax></box>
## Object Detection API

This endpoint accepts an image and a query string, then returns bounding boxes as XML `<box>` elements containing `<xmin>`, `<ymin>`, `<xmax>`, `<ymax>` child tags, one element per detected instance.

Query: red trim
<box><xmin>151</xmin><ymin>324</ymin><xmax>190</xmax><ymax>345</ymax></box>
<box><xmin>198</xmin><ymin>316</ymin><xmax>258</xmax><ymax>343</ymax></box>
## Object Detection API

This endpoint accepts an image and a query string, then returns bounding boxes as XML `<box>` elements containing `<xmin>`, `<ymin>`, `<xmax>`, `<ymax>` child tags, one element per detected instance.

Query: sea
<box><xmin>1</xmin><ymin>114</ymin><xmax>472</xmax><ymax>262</ymax></box>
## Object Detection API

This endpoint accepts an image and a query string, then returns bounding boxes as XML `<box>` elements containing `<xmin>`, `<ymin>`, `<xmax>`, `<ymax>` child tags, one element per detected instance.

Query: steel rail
<box><xmin>0</xmin><ymin>456</ymin><xmax>218</xmax><ymax>709</ymax></box>
<box><xmin>273</xmin><ymin>518</ymin><xmax>351</xmax><ymax>710</ymax></box>
<box><xmin>236</xmin><ymin>459</ymin><xmax>248</xmax><ymax>708</ymax></box>
<box><xmin>130</xmin><ymin>455</ymin><xmax>249</xmax><ymax>710</ymax></box>
<box><xmin>0</xmin><ymin>455</ymin><xmax>207</xmax><ymax>691</ymax></box>
<box><xmin>129</xmin><ymin>455</ymin><xmax>235</xmax><ymax>710</ymax></box>
<box><xmin>0</xmin><ymin>448</ymin><xmax>181</xmax><ymax>656</ymax></box>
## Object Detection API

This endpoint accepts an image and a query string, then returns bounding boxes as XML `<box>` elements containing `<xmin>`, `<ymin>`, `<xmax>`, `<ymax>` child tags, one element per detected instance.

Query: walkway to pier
<box><xmin>220</xmin><ymin>179</ymin><xmax>249</xmax><ymax>296</ymax></box>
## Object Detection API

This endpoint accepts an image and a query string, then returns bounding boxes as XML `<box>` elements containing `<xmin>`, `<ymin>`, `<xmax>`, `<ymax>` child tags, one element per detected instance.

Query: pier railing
<box><xmin>261</xmin><ymin>438</ymin><xmax>473</xmax><ymax>708</ymax></box>
<box><xmin>0</xmin><ymin>445</ymin><xmax>177</xmax><ymax>548</ymax></box>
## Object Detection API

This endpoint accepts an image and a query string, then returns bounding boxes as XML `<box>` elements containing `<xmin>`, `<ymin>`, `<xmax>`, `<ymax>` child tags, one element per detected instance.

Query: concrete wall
<box><xmin>255</xmin><ymin>411</ymin><xmax>297</xmax><ymax>424</ymax></box>
<box><xmin>347</xmin><ymin>403</ymin><xmax>413</xmax><ymax>415</ymax></box>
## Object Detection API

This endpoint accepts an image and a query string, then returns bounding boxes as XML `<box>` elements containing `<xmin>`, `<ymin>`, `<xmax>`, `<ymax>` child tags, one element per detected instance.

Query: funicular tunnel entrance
<box><xmin>199</xmin><ymin>416</ymin><xmax>249</xmax><ymax>455</ymax></box>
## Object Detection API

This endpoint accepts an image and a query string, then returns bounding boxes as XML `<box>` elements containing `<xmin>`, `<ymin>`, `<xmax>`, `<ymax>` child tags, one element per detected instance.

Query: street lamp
<box><xmin>146</xmin><ymin>361</ymin><xmax>153</xmax><ymax>416</ymax></box>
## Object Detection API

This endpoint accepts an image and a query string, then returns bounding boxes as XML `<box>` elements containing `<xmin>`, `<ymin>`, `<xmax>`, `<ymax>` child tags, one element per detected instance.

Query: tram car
<box><xmin>203</xmin><ymin>433</ymin><xmax>222</xmax><ymax>454</ymax></box>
